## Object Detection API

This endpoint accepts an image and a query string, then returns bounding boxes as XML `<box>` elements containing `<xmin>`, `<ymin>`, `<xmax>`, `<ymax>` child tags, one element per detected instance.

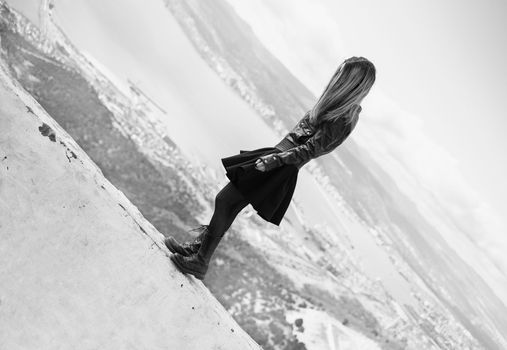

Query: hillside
<box><xmin>0</xmin><ymin>60</ymin><xmax>261</xmax><ymax>349</ymax></box>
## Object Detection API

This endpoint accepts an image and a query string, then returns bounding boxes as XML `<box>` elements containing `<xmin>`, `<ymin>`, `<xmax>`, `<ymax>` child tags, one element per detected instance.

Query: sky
<box><xmin>225</xmin><ymin>0</ymin><xmax>507</xmax><ymax>262</ymax></box>
<box><xmin>225</xmin><ymin>0</ymin><xmax>507</xmax><ymax>216</ymax></box>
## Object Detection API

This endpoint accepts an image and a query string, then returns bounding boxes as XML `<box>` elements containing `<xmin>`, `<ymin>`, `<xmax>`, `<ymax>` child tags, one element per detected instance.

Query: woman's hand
<box><xmin>255</xmin><ymin>158</ymin><xmax>266</xmax><ymax>172</ymax></box>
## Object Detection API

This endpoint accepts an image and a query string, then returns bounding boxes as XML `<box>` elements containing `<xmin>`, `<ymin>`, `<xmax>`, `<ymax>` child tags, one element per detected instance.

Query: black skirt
<box><xmin>221</xmin><ymin>146</ymin><xmax>299</xmax><ymax>226</ymax></box>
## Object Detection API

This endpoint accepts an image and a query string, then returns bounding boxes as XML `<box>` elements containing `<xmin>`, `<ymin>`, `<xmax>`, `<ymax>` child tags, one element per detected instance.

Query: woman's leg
<box><xmin>170</xmin><ymin>181</ymin><xmax>250</xmax><ymax>279</ymax></box>
<box><xmin>207</xmin><ymin>181</ymin><xmax>250</xmax><ymax>237</ymax></box>
<box><xmin>166</xmin><ymin>181</ymin><xmax>249</xmax><ymax>255</ymax></box>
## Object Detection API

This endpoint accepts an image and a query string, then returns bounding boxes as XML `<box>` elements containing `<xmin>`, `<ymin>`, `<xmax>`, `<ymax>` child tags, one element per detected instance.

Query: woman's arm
<box><xmin>258</xmin><ymin>117</ymin><xmax>356</xmax><ymax>171</ymax></box>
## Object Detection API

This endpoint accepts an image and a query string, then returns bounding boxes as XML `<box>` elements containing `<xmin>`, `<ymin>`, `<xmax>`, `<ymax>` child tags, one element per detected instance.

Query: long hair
<box><xmin>309</xmin><ymin>56</ymin><xmax>376</xmax><ymax>127</ymax></box>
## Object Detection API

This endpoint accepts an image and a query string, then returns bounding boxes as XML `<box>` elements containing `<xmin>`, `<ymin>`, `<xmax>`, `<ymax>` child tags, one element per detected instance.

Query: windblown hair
<box><xmin>309</xmin><ymin>56</ymin><xmax>376</xmax><ymax>127</ymax></box>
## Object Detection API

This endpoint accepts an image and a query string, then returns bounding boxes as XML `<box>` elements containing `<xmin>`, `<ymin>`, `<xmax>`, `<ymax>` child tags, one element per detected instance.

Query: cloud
<box><xmin>225</xmin><ymin>0</ymin><xmax>507</xmax><ymax>297</ymax></box>
<box><xmin>356</xmin><ymin>91</ymin><xmax>507</xmax><ymax>281</ymax></box>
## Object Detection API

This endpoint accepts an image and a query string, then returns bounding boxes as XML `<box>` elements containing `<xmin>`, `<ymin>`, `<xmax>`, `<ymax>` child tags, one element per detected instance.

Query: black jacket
<box><xmin>259</xmin><ymin>107</ymin><xmax>360</xmax><ymax>171</ymax></box>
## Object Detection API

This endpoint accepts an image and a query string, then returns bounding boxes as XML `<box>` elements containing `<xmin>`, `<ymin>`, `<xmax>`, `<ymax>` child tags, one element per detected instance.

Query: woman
<box><xmin>166</xmin><ymin>56</ymin><xmax>376</xmax><ymax>280</ymax></box>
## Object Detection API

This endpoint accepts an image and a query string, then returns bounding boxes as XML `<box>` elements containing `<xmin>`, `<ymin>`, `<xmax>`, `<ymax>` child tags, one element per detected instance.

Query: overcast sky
<box><xmin>223</xmin><ymin>1</ymin><xmax>507</xmax><ymax>289</ymax></box>
<box><xmin>226</xmin><ymin>0</ymin><xmax>507</xmax><ymax>255</ymax></box>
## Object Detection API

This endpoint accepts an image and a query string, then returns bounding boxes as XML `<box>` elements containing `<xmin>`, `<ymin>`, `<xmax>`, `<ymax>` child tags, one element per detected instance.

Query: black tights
<box><xmin>208</xmin><ymin>181</ymin><xmax>250</xmax><ymax>237</ymax></box>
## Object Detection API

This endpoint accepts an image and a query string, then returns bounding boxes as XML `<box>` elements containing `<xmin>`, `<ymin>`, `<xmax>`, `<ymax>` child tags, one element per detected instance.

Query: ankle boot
<box><xmin>165</xmin><ymin>224</ymin><xmax>208</xmax><ymax>256</ymax></box>
<box><xmin>170</xmin><ymin>230</ymin><xmax>223</xmax><ymax>280</ymax></box>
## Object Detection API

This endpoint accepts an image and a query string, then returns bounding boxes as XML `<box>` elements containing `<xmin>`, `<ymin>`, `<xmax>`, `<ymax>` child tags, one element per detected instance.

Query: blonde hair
<box><xmin>309</xmin><ymin>56</ymin><xmax>376</xmax><ymax>127</ymax></box>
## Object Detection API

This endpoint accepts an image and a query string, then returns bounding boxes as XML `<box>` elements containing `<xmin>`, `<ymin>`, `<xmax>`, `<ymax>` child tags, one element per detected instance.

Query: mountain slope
<box><xmin>0</xmin><ymin>60</ymin><xmax>261</xmax><ymax>349</ymax></box>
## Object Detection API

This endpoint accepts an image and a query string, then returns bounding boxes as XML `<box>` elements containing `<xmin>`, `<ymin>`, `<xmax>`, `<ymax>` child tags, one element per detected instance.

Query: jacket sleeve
<box><xmin>259</xmin><ymin>117</ymin><xmax>356</xmax><ymax>171</ymax></box>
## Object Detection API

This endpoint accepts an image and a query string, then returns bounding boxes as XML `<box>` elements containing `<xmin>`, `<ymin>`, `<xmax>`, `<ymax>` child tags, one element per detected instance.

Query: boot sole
<box><xmin>170</xmin><ymin>254</ymin><xmax>205</xmax><ymax>280</ymax></box>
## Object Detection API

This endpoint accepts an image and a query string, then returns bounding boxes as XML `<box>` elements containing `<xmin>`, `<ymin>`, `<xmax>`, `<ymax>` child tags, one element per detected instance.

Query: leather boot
<box><xmin>165</xmin><ymin>224</ymin><xmax>208</xmax><ymax>256</ymax></box>
<box><xmin>170</xmin><ymin>229</ymin><xmax>223</xmax><ymax>280</ymax></box>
